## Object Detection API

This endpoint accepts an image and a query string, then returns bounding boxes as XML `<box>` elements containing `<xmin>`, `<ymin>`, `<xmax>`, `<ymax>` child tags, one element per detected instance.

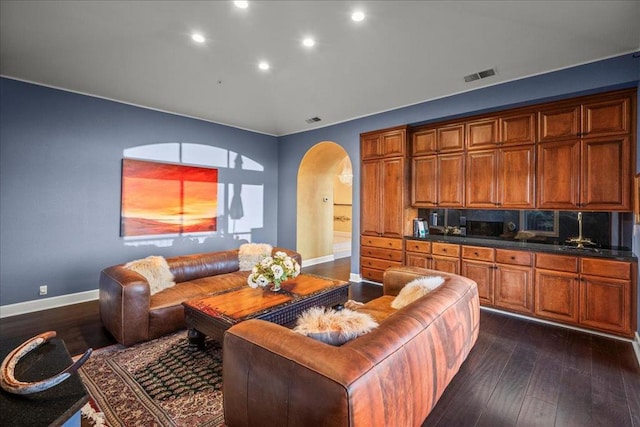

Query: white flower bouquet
<box><xmin>247</xmin><ymin>251</ymin><xmax>300</xmax><ymax>291</ymax></box>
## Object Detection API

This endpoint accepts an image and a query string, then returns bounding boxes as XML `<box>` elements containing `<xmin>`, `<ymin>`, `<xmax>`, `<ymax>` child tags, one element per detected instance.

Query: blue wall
<box><xmin>0</xmin><ymin>78</ymin><xmax>279</xmax><ymax>305</ymax></box>
<box><xmin>277</xmin><ymin>53</ymin><xmax>640</xmax><ymax>277</ymax></box>
<box><xmin>1</xmin><ymin>53</ymin><xmax>639</xmax><ymax>310</ymax></box>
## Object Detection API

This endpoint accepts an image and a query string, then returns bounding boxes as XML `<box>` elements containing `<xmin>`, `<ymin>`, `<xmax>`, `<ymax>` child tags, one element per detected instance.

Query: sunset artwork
<box><xmin>121</xmin><ymin>159</ymin><xmax>218</xmax><ymax>236</ymax></box>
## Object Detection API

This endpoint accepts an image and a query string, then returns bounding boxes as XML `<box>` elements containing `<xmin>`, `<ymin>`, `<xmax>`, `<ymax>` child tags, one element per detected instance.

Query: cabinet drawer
<box><xmin>580</xmin><ymin>258</ymin><xmax>631</xmax><ymax>280</ymax></box>
<box><xmin>361</xmin><ymin>236</ymin><xmax>403</xmax><ymax>250</ymax></box>
<box><xmin>462</xmin><ymin>246</ymin><xmax>495</xmax><ymax>262</ymax></box>
<box><xmin>361</xmin><ymin>267</ymin><xmax>385</xmax><ymax>283</ymax></box>
<box><xmin>361</xmin><ymin>256</ymin><xmax>402</xmax><ymax>271</ymax></box>
<box><xmin>496</xmin><ymin>249</ymin><xmax>532</xmax><ymax>266</ymax></box>
<box><xmin>432</xmin><ymin>242</ymin><xmax>460</xmax><ymax>257</ymax></box>
<box><xmin>360</xmin><ymin>247</ymin><xmax>403</xmax><ymax>262</ymax></box>
<box><xmin>536</xmin><ymin>253</ymin><xmax>578</xmax><ymax>273</ymax></box>
<box><xmin>405</xmin><ymin>240</ymin><xmax>431</xmax><ymax>254</ymax></box>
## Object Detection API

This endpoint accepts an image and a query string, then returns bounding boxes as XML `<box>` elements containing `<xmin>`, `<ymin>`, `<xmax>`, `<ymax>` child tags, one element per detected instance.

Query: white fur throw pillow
<box><xmin>294</xmin><ymin>307</ymin><xmax>378</xmax><ymax>346</ymax></box>
<box><xmin>124</xmin><ymin>256</ymin><xmax>175</xmax><ymax>296</ymax></box>
<box><xmin>238</xmin><ymin>243</ymin><xmax>273</xmax><ymax>271</ymax></box>
<box><xmin>391</xmin><ymin>276</ymin><xmax>445</xmax><ymax>309</ymax></box>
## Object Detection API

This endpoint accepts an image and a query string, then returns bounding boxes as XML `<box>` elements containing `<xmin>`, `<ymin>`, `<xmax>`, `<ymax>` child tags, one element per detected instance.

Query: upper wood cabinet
<box><xmin>467</xmin><ymin>113</ymin><xmax>536</xmax><ymax>150</ymax></box>
<box><xmin>362</xmin><ymin>127</ymin><xmax>406</xmax><ymax>160</ymax></box>
<box><xmin>411</xmin><ymin>123</ymin><xmax>464</xmax><ymax>156</ymax></box>
<box><xmin>412</xmin><ymin>153</ymin><xmax>465</xmax><ymax>207</ymax></box>
<box><xmin>466</xmin><ymin>145</ymin><xmax>534</xmax><ymax>208</ymax></box>
<box><xmin>538</xmin><ymin>136</ymin><xmax>631</xmax><ymax>210</ymax></box>
<box><xmin>539</xmin><ymin>94</ymin><xmax>631</xmax><ymax>142</ymax></box>
<box><xmin>361</xmin><ymin>157</ymin><xmax>406</xmax><ymax>237</ymax></box>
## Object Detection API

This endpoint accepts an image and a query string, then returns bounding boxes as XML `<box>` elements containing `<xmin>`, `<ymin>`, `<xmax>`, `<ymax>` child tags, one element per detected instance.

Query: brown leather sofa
<box><xmin>99</xmin><ymin>247</ymin><xmax>301</xmax><ymax>346</ymax></box>
<box><xmin>223</xmin><ymin>266</ymin><xmax>480</xmax><ymax>427</ymax></box>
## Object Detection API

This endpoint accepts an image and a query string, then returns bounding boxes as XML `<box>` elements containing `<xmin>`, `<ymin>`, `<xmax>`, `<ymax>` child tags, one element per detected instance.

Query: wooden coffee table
<box><xmin>182</xmin><ymin>274</ymin><xmax>349</xmax><ymax>350</ymax></box>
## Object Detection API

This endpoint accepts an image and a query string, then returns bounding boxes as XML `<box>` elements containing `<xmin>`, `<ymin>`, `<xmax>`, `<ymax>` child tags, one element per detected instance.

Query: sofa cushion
<box><xmin>293</xmin><ymin>307</ymin><xmax>378</xmax><ymax>346</ymax></box>
<box><xmin>238</xmin><ymin>243</ymin><xmax>273</xmax><ymax>271</ymax></box>
<box><xmin>124</xmin><ymin>256</ymin><xmax>175</xmax><ymax>295</ymax></box>
<box><xmin>391</xmin><ymin>276</ymin><xmax>444</xmax><ymax>309</ymax></box>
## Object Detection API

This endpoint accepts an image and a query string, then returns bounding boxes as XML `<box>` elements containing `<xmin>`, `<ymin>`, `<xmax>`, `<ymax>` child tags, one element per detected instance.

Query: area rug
<box><xmin>77</xmin><ymin>331</ymin><xmax>225</xmax><ymax>426</ymax></box>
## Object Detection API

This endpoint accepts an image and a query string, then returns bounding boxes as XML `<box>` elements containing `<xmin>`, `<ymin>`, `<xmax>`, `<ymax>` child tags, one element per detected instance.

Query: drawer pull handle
<box><xmin>474</xmin><ymin>252</ymin><xmax>479</xmax><ymax>256</ymax></box>
<box><xmin>510</xmin><ymin>256</ymin><xmax>516</xmax><ymax>260</ymax></box>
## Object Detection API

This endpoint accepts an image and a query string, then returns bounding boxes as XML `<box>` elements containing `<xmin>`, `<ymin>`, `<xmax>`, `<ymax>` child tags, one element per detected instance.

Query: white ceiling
<box><xmin>1</xmin><ymin>1</ymin><xmax>639</xmax><ymax>136</ymax></box>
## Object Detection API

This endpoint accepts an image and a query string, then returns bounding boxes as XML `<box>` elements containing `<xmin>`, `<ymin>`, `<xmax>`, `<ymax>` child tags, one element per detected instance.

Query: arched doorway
<box><xmin>297</xmin><ymin>142</ymin><xmax>353</xmax><ymax>265</ymax></box>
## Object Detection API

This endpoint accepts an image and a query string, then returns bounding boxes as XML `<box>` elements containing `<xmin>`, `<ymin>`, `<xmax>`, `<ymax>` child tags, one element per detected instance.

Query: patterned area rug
<box><xmin>78</xmin><ymin>331</ymin><xmax>225</xmax><ymax>426</ymax></box>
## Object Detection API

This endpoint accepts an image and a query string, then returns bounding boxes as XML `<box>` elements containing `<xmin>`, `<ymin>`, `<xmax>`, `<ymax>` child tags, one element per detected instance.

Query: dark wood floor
<box><xmin>1</xmin><ymin>257</ymin><xmax>639</xmax><ymax>426</ymax></box>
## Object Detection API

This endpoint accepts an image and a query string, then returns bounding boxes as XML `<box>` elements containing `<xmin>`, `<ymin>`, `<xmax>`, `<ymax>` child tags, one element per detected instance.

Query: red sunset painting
<box><xmin>121</xmin><ymin>159</ymin><xmax>218</xmax><ymax>236</ymax></box>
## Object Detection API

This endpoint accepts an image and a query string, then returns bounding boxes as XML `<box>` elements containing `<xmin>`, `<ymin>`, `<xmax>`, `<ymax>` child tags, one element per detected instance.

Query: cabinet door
<box><xmin>535</xmin><ymin>270</ymin><xmax>579</xmax><ymax>323</ymax></box>
<box><xmin>381</xmin><ymin>129</ymin><xmax>406</xmax><ymax>157</ymax></box>
<box><xmin>380</xmin><ymin>158</ymin><xmax>404</xmax><ymax>237</ymax></box>
<box><xmin>406</xmin><ymin>252</ymin><xmax>432</xmax><ymax>269</ymax></box>
<box><xmin>501</xmin><ymin>113</ymin><xmax>536</xmax><ymax>146</ymax></box>
<box><xmin>466</xmin><ymin>118</ymin><xmax>499</xmax><ymax>150</ymax></box>
<box><xmin>361</xmin><ymin>134</ymin><xmax>380</xmax><ymax>160</ymax></box>
<box><xmin>360</xmin><ymin>160</ymin><xmax>381</xmax><ymax>235</ymax></box>
<box><xmin>498</xmin><ymin>145</ymin><xmax>535</xmax><ymax>208</ymax></box>
<box><xmin>580</xmin><ymin>276</ymin><xmax>630</xmax><ymax>335</ymax></box>
<box><xmin>495</xmin><ymin>264</ymin><xmax>533</xmax><ymax>314</ymax></box>
<box><xmin>437</xmin><ymin>153</ymin><xmax>465</xmax><ymax>207</ymax></box>
<box><xmin>536</xmin><ymin>140</ymin><xmax>580</xmax><ymax>209</ymax></box>
<box><xmin>539</xmin><ymin>105</ymin><xmax>580</xmax><ymax>142</ymax></box>
<box><xmin>437</xmin><ymin>123</ymin><xmax>465</xmax><ymax>152</ymax></box>
<box><xmin>582</xmin><ymin>97</ymin><xmax>630</xmax><ymax>138</ymax></box>
<box><xmin>411</xmin><ymin>155</ymin><xmax>437</xmax><ymax>207</ymax></box>
<box><xmin>412</xmin><ymin>129</ymin><xmax>437</xmax><ymax>156</ymax></box>
<box><xmin>432</xmin><ymin>256</ymin><xmax>460</xmax><ymax>274</ymax></box>
<box><xmin>580</xmin><ymin>137</ymin><xmax>630</xmax><ymax>210</ymax></box>
<box><xmin>466</xmin><ymin>150</ymin><xmax>498</xmax><ymax>207</ymax></box>
<box><xmin>462</xmin><ymin>260</ymin><xmax>494</xmax><ymax>305</ymax></box>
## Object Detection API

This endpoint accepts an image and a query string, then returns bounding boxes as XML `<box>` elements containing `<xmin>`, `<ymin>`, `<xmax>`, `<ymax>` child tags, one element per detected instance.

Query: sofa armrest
<box><xmin>99</xmin><ymin>266</ymin><xmax>151</xmax><ymax>346</ymax></box>
<box><xmin>382</xmin><ymin>265</ymin><xmax>443</xmax><ymax>296</ymax></box>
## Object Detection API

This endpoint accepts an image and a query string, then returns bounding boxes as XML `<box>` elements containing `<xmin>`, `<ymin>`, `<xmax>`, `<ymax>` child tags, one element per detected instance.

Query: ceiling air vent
<box><xmin>464</xmin><ymin>67</ymin><xmax>496</xmax><ymax>83</ymax></box>
<box><xmin>305</xmin><ymin>116</ymin><xmax>322</xmax><ymax>124</ymax></box>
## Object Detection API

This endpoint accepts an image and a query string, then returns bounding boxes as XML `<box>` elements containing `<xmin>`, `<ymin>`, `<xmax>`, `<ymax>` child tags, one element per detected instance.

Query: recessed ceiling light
<box><xmin>351</xmin><ymin>10</ymin><xmax>365</xmax><ymax>22</ymax></box>
<box><xmin>258</xmin><ymin>61</ymin><xmax>270</xmax><ymax>71</ymax></box>
<box><xmin>302</xmin><ymin>37</ymin><xmax>315</xmax><ymax>48</ymax></box>
<box><xmin>234</xmin><ymin>1</ymin><xmax>249</xmax><ymax>9</ymax></box>
<box><xmin>191</xmin><ymin>33</ymin><xmax>205</xmax><ymax>43</ymax></box>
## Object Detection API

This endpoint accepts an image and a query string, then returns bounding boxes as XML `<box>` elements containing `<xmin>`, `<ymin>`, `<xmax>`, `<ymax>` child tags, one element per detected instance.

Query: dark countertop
<box><xmin>405</xmin><ymin>234</ymin><xmax>637</xmax><ymax>261</ymax></box>
<box><xmin>0</xmin><ymin>335</ymin><xmax>89</xmax><ymax>427</ymax></box>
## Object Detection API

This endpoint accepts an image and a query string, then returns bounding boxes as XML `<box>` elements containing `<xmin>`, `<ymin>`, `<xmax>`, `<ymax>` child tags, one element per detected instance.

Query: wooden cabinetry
<box><xmin>535</xmin><ymin>253</ymin><xmax>635</xmax><ymax>336</ymax></box>
<box><xmin>405</xmin><ymin>240</ymin><xmax>432</xmax><ymax>269</ymax></box>
<box><xmin>537</xmin><ymin>92</ymin><xmax>633</xmax><ymax>210</ymax></box>
<box><xmin>360</xmin><ymin>126</ymin><xmax>411</xmax><ymax>282</ymax></box>
<box><xmin>360</xmin><ymin>236</ymin><xmax>403</xmax><ymax>283</ymax></box>
<box><xmin>461</xmin><ymin>246</ymin><xmax>495</xmax><ymax>305</ymax></box>
<box><xmin>431</xmin><ymin>242</ymin><xmax>460</xmax><ymax>274</ymax></box>
<box><xmin>494</xmin><ymin>249</ymin><xmax>533</xmax><ymax>314</ymax></box>
<box><xmin>412</xmin><ymin>153</ymin><xmax>464</xmax><ymax>207</ymax></box>
<box><xmin>466</xmin><ymin>145</ymin><xmax>534</xmax><ymax>208</ymax></box>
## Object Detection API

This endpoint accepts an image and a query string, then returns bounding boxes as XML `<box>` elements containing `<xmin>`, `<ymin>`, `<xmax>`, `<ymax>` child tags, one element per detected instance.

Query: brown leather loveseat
<box><xmin>223</xmin><ymin>266</ymin><xmax>480</xmax><ymax>426</ymax></box>
<box><xmin>99</xmin><ymin>247</ymin><xmax>301</xmax><ymax>346</ymax></box>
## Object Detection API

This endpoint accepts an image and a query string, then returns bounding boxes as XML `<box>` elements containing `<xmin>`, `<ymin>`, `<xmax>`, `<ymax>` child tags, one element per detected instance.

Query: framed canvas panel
<box><xmin>121</xmin><ymin>158</ymin><xmax>218</xmax><ymax>237</ymax></box>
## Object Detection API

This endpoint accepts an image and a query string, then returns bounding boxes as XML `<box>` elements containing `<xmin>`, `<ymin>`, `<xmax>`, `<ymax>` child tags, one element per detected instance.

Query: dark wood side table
<box><xmin>0</xmin><ymin>336</ymin><xmax>89</xmax><ymax>427</ymax></box>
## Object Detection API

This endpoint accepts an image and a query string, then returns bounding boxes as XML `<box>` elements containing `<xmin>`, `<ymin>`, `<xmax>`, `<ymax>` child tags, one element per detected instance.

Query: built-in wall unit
<box><xmin>359</xmin><ymin>88</ymin><xmax>638</xmax><ymax>338</ymax></box>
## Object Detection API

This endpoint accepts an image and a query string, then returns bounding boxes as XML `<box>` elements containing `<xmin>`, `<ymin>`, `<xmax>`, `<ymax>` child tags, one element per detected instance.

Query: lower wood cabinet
<box><xmin>360</xmin><ymin>235</ymin><xmax>403</xmax><ymax>282</ymax></box>
<box><xmin>431</xmin><ymin>242</ymin><xmax>460</xmax><ymax>274</ymax></box>
<box><xmin>405</xmin><ymin>240</ymin><xmax>432</xmax><ymax>269</ymax></box>
<box><xmin>534</xmin><ymin>253</ymin><xmax>635</xmax><ymax>337</ymax></box>
<box><xmin>461</xmin><ymin>246</ymin><xmax>495</xmax><ymax>306</ymax></box>
<box><xmin>494</xmin><ymin>249</ymin><xmax>533</xmax><ymax>314</ymax></box>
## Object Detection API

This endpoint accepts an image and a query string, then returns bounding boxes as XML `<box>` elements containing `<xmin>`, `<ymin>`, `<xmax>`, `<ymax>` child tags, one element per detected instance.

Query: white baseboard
<box><xmin>633</xmin><ymin>332</ymin><xmax>640</xmax><ymax>368</ymax></box>
<box><xmin>350</xmin><ymin>273</ymin><xmax>362</xmax><ymax>282</ymax></box>
<box><xmin>333</xmin><ymin>250</ymin><xmax>351</xmax><ymax>259</ymax></box>
<box><xmin>301</xmin><ymin>255</ymin><xmax>335</xmax><ymax>267</ymax></box>
<box><xmin>0</xmin><ymin>290</ymin><xmax>99</xmax><ymax>318</ymax></box>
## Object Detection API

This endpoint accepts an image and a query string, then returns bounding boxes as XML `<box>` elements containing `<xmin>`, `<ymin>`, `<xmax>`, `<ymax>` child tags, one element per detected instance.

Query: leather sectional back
<box><xmin>167</xmin><ymin>250</ymin><xmax>240</xmax><ymax>283</ymax></box>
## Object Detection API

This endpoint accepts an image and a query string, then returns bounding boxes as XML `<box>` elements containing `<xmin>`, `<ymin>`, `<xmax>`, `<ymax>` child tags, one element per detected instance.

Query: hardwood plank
<box><xmin>475</xmin><ymin>345</ymin><xmax>537</xmax><ymax>426</ymax></box>
<box><xmin>616</xmin><ymin>340</ymin><xmax>640</xmax><ymax>426</ymax></box>
<box><xmin>556</xmin><ymin>368</ymin><xmax>593</xmax><ymax>426</ymax></box>
<box><xmin>516</xmin><ymin>396</ymin><xmax>557</xmax><ymax>427</ymax></box>
<box><xmin>525</xmin><ymin>355</ymin><xmax>563</xmax><ymax>405</ymax></box>
<box><xmin>565</xmin><ymin>332</ymin><xmax>592</xmax><ymax>375</ymax></box>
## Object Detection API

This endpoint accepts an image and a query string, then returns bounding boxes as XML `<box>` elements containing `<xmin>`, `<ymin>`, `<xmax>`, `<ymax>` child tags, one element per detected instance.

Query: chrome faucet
<box><xmin>566</xmin><ymin>212</ymin><xmax>594</xmax><ymax>248</ymax></box>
